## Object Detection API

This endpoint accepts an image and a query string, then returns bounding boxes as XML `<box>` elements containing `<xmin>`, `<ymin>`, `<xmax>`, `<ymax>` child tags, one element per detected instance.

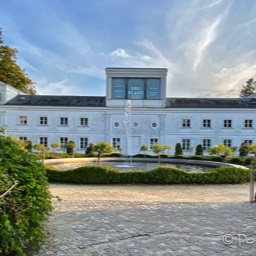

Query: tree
<box><xmin>151</xmin><ymin>143</ymin><xmax>170</xmax><ymax>164</ymax></box>
<box><xmin>33</xmin><ymin>144</ymin><xmax>49</xmax><ymax>163</ymax></box>
<box><xmin>140</xmin><ymin>144</ymin><xmax>148</xmax><ymax>157</ymax></box>
<box><xmin>66</xmin><ymin>140</ymin><xmax>76</xmax><ymax>156</ymax></box>
<box><xmin>195</xmin><ymin>144</ymin><xmax>204</xmax><ymax>156</ymax></box>
<box><xmin>0</xmin><ymin>28</ymin><xmax>36</xmax><ymax>94</ymax></box>
<box><xmin>51</xmin><ymin>142</ymin><xmax>61</xmax><ymax>156</ymax></box>
<box><xmin>0</xmin><ymin>132</ymin><xmax>52</xmax><ymax>255</ymax></box>
<box><xmin>93</xmin><ymin>142</ymin><xmax>114</xmax><ymax>165</ymax></box>
<box><xmin>175</xmin><ymin>143</ymin><xmax>183</xmax><ymax>156</ymax></box>
<box><xmin>209</xmin><ymin>144</ymin><xmax>235</xmax><ymax>162</ymax></box>
<box><xmin>249</xmin><ymin>144</ymin><xmax>256</xmax><ymax>156</ymax></box>
<box><xmin>239</xmin><ymin>78</ymin><xmax>256</xmax><ymax>98</ymax></box>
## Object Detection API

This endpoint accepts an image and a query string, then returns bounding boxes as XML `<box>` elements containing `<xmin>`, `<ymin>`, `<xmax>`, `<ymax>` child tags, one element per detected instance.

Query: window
<box><xmin>39</xmin><ymin>137</ymin><xmax>48</xmax><ymax>147</ymax></box>
<box><xmin>19</xmin><ymin>137</ymin><xmax>27</xmax><ymax>141</ymax></box>
<box><xmin>80</xmin><ymin>137</ymin><xmax>88</xmax><ymax>149</ymax></box>
<box><xmin>223</xmin><ymin>119</ymin><xmax>232</xmax><ymax>128</ymax></box>
<box><xmin>223</xmin><ymin>139</ymin><xmax>232</xmax><ymax>147</ymax></box>
<box><xmin>19</xmin><ymin>116</ymin><xmax>27</xmax><ymax>124</ymax></box>
<box><xmin>202</xmin><ymin>139</ymin><xmax>211</xmax><ymax>150</ymax></box>
<box><xmin>244</xmin><ymin>119</ymin><xmax>253</xmax><ymax>128</ymax></box>
<box><xmin>182</xmin><ymin>119</ymin><xmax>191</xmax><ymax>128</ymax></box>
<box><xmin>150</xmin><ymin>138</ymin><xmax>158</xmax><ymax>149</ymax></box>
<box><xmin>244</xmin><ymin>140</ymin><xmax>253</xmax><ymax>145</ymax></box>
<box><xmin>151</xmin><ymin>122</ymin><xmax>157</xmax><ymax>128</ymax></box>
<box><xmin>112</xmin><ymin>138</ymin><xmax>121</xmax><ymax>149</ymax></box>
<box><xmin>39</xmin><ymin>116</ymin><xmax>48</xmax><ymax>125</ymax></box>
<box><xmin>111</xmin><ymin>78</ymin><xmax>161</xmax><ymax>100</ymax></box>
<box><xmin>114</xmin><ymin>122</ymin><xmax>119</xmax><ymax>128</ymax></box>
<box><xmin>80</xmin><ymin>118</ymin><xmax>88</xmax><ymax>126</ymax></box>
<box><xmin>60</xmin><ymin>137</ymin><xmax>68</xmax><ymax>147</ymax></box>
<box><xmin>202</xmin><ymin>119</ymin><xmax>211</xmax><ymax>128</ymax></box>
<box><xmin>60</xmin><ymin>117</ymin><xmax>68</xmax><ymax>126</ymax></box>
<box><xmin>182</xmin><ymin>139</ymin><xmax>191</xmax><ymax>150</ymax></box>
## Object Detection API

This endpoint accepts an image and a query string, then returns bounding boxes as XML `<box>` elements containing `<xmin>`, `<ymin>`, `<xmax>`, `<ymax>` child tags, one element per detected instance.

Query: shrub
<box><xmin>195</xmin><ymin>144</ymin><xmax>204</xmax><ymax>156</ymax></box>
<box><xmin>0</xmin><ymin>135</ymin><xmax>52</xmax><ymax>256</ymax></box>
<box><xmin>46</xmin><ymin>165</ymin><xmax>250</xmax><ymax>185</ymax></box>
<box><xmin>175</xmin><ymin>143</ymin><xmax>183</xmax><ymax>156</ymax></box>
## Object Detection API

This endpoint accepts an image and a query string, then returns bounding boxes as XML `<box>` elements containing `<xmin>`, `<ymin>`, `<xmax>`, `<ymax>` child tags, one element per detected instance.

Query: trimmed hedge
<box><xmin>46</xmin><ymin>165</ymin><xmax>250</xmax><ymax>184</ymax></box>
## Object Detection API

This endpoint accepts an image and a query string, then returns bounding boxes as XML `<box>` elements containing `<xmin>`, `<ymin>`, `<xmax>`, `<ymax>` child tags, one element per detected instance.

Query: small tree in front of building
<box><xmin>93</xmin><ymin>142</ymin><xmax>114</xmax><ymax>165</ymax></box>
<box><xmin>209</xmin><ymin>144</ymin><xmax>235</xmax><ymax>162</ymax></box>
<box><xmin>66</xmin><ymin>140</ymin><xmax>76</xmax><ymax>157</ymax></box>
<box><xmin>195</xmin><ymin>144</ymin><xmax>204</xmax><ymax>156</ymax></box>
<box><xmin>151</xmin><ymin>143</ymin><xmax>171</xmax><ymax>164</ymax></box>
<box><xmin>33</xmin><ymin>144</ymin><xmax>49</xmax><ymax>163</ymax></box>
<box><xmin>51</xmin><ymin>142</ymin><xmax>61</xmax><ymax>156</ymax></box>
<box><xmin>140</xmin><ymin>144</ymin><xmax>148</xmax><ymax>157</ymax></box>
<box><xmin>175</xmin><ymin>143</ymin><xmax>183</xmax><ymax>156</ymax></box>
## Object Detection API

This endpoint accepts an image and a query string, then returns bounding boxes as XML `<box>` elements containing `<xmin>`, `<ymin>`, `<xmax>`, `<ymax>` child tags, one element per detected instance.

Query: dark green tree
<box><xmin>239</xmin><ymin>78</ymin><xmax>256</xmax><ymax>98</ymax></box>
<box><xmin>195</xmin><ymin>144</ymin><xmax>204</xmax><ymax>156</ymax></box>
<box><xmin>175</xmin><ymin>143</ymin><xmax>183</xmax><ymax>156</ymax></box>
<box><xmin>0</xmin><ymin>28</ymin><xmax>36</xmax><ymax>94</ymax></box>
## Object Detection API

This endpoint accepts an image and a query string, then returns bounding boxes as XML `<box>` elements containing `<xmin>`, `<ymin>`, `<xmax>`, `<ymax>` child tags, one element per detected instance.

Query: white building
<box><xmin>0</xmin><ymin>67</ymin><xmax>255</xmax><ymax>155</ymax></box>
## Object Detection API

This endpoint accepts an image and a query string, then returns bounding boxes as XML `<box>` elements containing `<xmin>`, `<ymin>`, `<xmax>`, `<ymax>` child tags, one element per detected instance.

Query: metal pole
<box><xmin>249</xmin><ymin>159</ymin><xmax>255</xmax><ymax>203</ymax></box>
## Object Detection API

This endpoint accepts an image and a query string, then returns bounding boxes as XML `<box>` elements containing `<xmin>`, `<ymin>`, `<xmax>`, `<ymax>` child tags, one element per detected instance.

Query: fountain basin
<box><xmin>44</xmin><ymin>157</ymin><xmax>245</xmax><ymax>172</ymax></box>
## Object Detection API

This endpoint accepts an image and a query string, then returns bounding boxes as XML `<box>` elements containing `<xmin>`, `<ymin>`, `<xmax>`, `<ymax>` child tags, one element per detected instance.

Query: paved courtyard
<box><xmin>36</xmin><ymin>183</ymin><xmax>256</xmax><ymax>256</ymax></box>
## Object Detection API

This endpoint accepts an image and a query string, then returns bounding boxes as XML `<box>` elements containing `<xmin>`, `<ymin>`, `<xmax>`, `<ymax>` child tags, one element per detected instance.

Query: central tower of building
<box><xmin>105</xmin><ymin>67</ymin><xmax>168</xmax><ymax>108</ymax></box>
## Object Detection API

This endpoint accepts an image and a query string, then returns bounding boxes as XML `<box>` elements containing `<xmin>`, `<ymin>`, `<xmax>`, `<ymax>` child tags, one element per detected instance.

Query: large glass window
<box><xmin>182</xmin><ymin>119</ymin><xmax>191</xmax><ymax>128</ymax></box>
<box><xmin>111</xmin><ymin>78</ymin><xmax>161</xmax><ymax>100</ymax></box>
<box><xmin>60</xmin><ymin>117</ymin><xmax>68</xmax><ymax>126</ymax></box>
<box><xmin>60</xmin><ymin>137</ymin><xmax>68</xmax><ymax>147</ymax></box>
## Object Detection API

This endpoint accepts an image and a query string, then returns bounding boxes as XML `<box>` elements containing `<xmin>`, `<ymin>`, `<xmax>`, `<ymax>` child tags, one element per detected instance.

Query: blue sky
<box><xmin>1</xmin><ymin>0</ymin><xmax>256</xmax><ymax>97</ymax></box>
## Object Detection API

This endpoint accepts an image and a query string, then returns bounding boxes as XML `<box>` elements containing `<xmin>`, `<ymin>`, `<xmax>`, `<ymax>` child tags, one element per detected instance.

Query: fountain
<box><xmin>122</xmin><ymin>100</ymin><xmax>134</xmax><ymax>168</ymax></box>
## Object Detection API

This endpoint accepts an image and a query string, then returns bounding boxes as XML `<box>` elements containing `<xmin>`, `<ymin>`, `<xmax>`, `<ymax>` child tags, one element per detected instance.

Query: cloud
<box><xmin>110</xmin><ymin>48</ymin><xmax>132</xmax><ymax>58</ymax></box>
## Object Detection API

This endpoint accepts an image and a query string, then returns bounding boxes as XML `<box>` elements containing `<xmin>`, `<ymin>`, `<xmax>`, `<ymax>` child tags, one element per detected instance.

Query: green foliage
<box><xmin>209</xmin><ymin>144</ymin><xmax>235</xmax><ymax>162</ymax></box>
<box><xmin>33</xmin><ymin>144</ymin><xmax>49</xmax><ymax>163</ymax></box>
<box><xmin>0</xmin><ymin>135</ymin><xmax>52</xmax><ymax>255</ymax></box>
<box><xmin>93</xmin><ymin>142</ymin><xmax>114</xmax><ymax>165</ymax></box>
<box><xmin>239</xmin><ymin>143</ymin><xmax>250</xmax><ymax>156</ymax></box>
<box><xmin>140</xmin><ymin>144</ymin><xmax>148</xmax><ymax>157</ymax></box>
<box><xmin>46</xmin><ymin>165</ymin><xmax>250</xmax><ymax>185</ymax></box>
<box><xmin>175</xmin><ymin>143</ymin><xmax>183</xmax><ymax>156</ymax></box>
<box><xmin>0</xmin><ymin>28</ymin><xmax>36</xmax><ymax>94</ymax></box>
<box><xmin>151</xmin><ymin>144</ymin><xmax>171</xmax><ymax>164</ymax></box>
<box><xmin>85</xmin><ymin>143</ymin><xmax>94</xmax><ymax>156</ymax></box>
<box><xmin>239</xmin><ymin>78</ymin><xmax>256</xmax><ymax>98</ymax></box>
<box><xmin>195</xmin><ymin>144</ymin><xmax>204</xmax><ymax>156</ymax></box>
<box><xmin>66</xmin><ymin>140</ymin><xmax>76</xmax><ymax>156</ymax></box>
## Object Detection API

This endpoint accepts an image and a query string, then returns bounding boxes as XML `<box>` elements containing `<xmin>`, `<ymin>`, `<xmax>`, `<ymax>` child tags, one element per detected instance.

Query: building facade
<box><xmin>0</xmin><ymin>67</ymin><xmax>256</xmax><ymax>155</ymax></box>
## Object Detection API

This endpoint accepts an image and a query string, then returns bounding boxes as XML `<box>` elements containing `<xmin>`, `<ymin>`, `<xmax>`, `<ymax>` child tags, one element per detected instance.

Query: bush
<box><xmin>0</xmin><ymin>135</ymin><xmax>52</xmax><ymax>256</ymax></box>
<box><xmin>175</xmin><ymin>143</ymin><xmax>183</xmax><ymax>156</ymax></box>
<box><xmin>195</xmin><ymin>144</ymin><xmax>204</xmax><ymax>156</ymax></box>
<box><xmin>46</xmin><ymin>165</ymin><xmax>250</xmax><ymax>185</ymax></box>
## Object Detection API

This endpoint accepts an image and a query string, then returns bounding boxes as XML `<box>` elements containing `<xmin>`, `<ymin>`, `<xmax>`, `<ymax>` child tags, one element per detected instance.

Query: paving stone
<box><xmin>35</xmin><ymin>184</ymin><xmax>256</xmax><ymax>256</ymax></box>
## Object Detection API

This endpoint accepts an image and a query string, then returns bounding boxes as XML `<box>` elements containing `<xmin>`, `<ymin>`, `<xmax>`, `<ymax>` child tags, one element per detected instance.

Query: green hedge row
<box><xmin>46</xmin><ymin>165</ymin><xmax>250</xmax><ymax>184</ymax></box>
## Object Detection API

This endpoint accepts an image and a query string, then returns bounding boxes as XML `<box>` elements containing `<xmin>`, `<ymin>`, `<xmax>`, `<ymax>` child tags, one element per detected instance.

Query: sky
<box><xmin>1</xmin><ymin>0</ymin><xmax>256</xmax><ymax>98</ymax></box>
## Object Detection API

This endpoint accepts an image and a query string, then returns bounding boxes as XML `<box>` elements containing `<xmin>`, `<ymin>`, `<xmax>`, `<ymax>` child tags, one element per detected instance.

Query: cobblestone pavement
<box><xmin>36</xmin><ymin>184</ymin><xmax>256</xmax><ymax>256</ymax></box>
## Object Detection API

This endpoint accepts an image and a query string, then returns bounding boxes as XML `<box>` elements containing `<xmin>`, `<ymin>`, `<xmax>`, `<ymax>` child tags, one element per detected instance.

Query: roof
<box><xmin>166</xmin><ymin>97</ymin><xmax>256</xmax><ymax>108</ymax></box>
<box><xmin>5</xmin><ymin>95</ymin><xmax>106</xmax><ymax>107</ymax></box>
<box><xmin>5</xmin><ymin>95</ymin><xmax>256</xmax><ymax>109</ymax></box>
